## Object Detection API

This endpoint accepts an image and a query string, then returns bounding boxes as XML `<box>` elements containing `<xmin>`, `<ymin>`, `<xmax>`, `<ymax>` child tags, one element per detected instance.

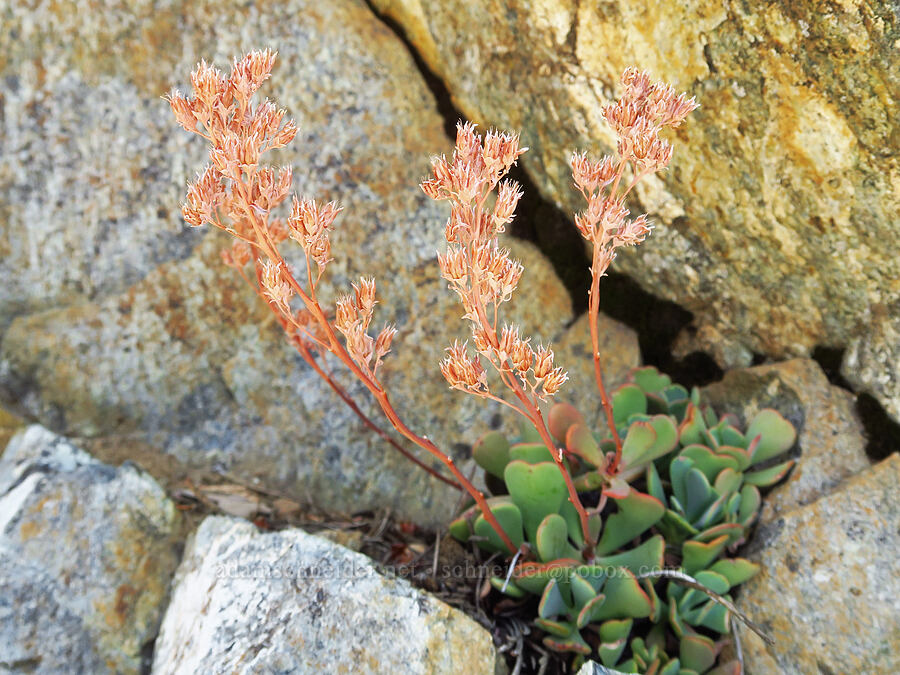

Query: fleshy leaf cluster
<box><xmin>450</xmin><ymin>366</ymin><xmax>796</xmax><ymax>673</ymax></box>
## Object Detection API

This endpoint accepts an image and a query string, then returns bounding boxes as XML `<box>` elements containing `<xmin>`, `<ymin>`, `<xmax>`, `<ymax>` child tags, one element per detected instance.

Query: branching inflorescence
<box><xmin>165</xmin><ymin>51</ymin><xmax>799</xmax><ymax>674</ymax></box>
<box><xmin>167</xmin><ymin>51</ymin><xmax>696</xmax><ymax>562</ymax></box>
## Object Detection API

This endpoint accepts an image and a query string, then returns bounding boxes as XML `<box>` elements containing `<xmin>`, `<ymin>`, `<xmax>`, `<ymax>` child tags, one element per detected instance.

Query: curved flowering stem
<box><xmin>422</xmin><ymin>122</ymin><xmax>595</xmax><ymax>556</ymax></box>
<box><xmin>168</xmin><ymin>50</ymin><xmax>516</xmax><ymax>553</ymax></box>
<box><xmin>570</xmin><ymin>68</ymin><xmax>698</xmax><ymax>476</ymax></box>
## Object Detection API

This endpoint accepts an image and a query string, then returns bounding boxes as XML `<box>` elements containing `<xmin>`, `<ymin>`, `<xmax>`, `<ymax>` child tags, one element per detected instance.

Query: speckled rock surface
<box><xmin>372</xmin><ymin>0</ymin><xmax>900</xmax><ymax>419</ymax></box>
<box><xmin>701</xmin><ymin>358</ymin><xmax>871</xmax><ymax>523</ymax></box>
<box><xmin>0</xmin><ymin>425</ymin><xmax>182</xmax><ymax>674</ymax></box>
<box><xmin>0</xmin><ymin>0</ymin><xmax>640</xmax><ymax>526</ymax></box>
<box><xmin>842</xmin><ymin>311</ymin><xmax>900</xmax><ymax>425</ymax></box>
<box><xmin>738</xmin><ymin>453</ymin><xmax>900</xmax><ymax>674</ymax></box>
<box><xmin>151</xmin><ymin>515</ymin><xmax>502</xmax><ymax>674</ymax></box>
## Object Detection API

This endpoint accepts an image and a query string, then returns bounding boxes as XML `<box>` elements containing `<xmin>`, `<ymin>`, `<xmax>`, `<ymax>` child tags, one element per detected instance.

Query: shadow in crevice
<box><xmin>811</xmin><ymin>346</ymin><xmax>900</xmax><ymax>462</ymax></box>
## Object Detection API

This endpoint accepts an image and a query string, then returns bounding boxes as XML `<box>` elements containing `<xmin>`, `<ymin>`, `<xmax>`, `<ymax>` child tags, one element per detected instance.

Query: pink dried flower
<box><xmin>260</xmin><ymin>260</ymin><xmax>293</xmax><ymax>314</ymax></box>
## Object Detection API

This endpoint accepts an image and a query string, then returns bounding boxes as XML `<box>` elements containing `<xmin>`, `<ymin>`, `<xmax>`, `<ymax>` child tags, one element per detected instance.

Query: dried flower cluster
<box><xmin>423</xmin><ymin>124</ymin><xmax>590</xmax><ymax>550</ymax></box>
<box><xmin>570</xmin><ymin>68</ymin><xmax>699</xmax><ymax>475</ymax></box>
<box><xmin>424</xmin><ymin>123</ymin><xmax>567</xmax><ymax>401</ymax></box>
<box><xmin>168</xmin><ymin>51</ymin><xmax>696</xmax><ymax>560</ymax></box>
<box><xmin>169</xmin><ymin>50</ymin><xmax>520</xmax><ymax>555</ymax></box>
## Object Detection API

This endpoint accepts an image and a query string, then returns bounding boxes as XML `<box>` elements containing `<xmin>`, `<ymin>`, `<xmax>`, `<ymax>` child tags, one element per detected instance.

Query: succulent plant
<box><xmin>450</xmin><ymin>365</ymin><xmax>796</xmax><ymax>674</ymax></box>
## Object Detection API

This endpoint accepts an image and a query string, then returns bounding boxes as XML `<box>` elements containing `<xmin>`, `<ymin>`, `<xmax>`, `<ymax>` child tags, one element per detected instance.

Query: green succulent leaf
<box><xmin>536</xmin><ymin>513</ymin><xmax>579</xmax><ymax>563</ymax></box>
<box><xmin>682</xmin><ymin>534</ymin><xmax>729</xmax><ymax>575</ymax></box>
<box><xmin>645</xmin><ymin>392</ymin><xmax>669</xmax><ymax>415</ymax></box>
<box><xmin>548</xmin><ymin>402</ymin><xmax>585</xmax><ymax>443</ymax></box>
<box><xmin>448</xmin><ymin>510</ymin><xmax>473</xmax><ymax>542</ymax></box>
<box><xmin>632</xmin><ymin>366</ymin><xmax>672</xmax><ymax>393</ymax></box>
<box><xmin>679</xmin><ymin>403</ymin><xmax>708</xmax><ymax>446</ymax></box>
<box><xmin>713</xmin><ymin>466</ymin><xmax>743</xmax><ymax>495</ymax></box>
<box><xmin>689</xmin><ymin>597</ymin><xmax>731</xmax><ymax>633</ymax></box>
<box><xmin>679</xmin><ymin>445</ymin><xmax>740</xmax><ymax>483</ymax></box>
<box><xmin>473</xmin><ymin>497</ymin><xmax>524</xmax><ymax>553</ymax></box>
<box><xmin>593</xmin><ymin>568</ymin><xmax>653</xmax><ymax>620</ymax></box>
<box><xmin>680</xmin><ymin>634</ymin><xmax>717</xmax><ymax>673</ymax></box>
<box><xmin>709</xmin><ymin>558</ymin><xmax>760</xmax><ymax>586</ymax></box>
<box><xmin>613</xmin><ymin>383</ymin><xmax>649</xmax><ymax>424</ymax></box>
<box><xmin>598</xmin><ymin>618</ymin><xmax>633</xmax><ymax>668</ymax></box>
<box><xmin>647</xmin><ymin>462</ymin><xmax>666</xmax><ymax>504</ymax></box>
<box><xmin>538</xmin><ymin>577</ymin><xmax>571</xmax><ymax>619</ymax></box>
<box><xmin>641</xmin><ymin>576</ymin><xmax>664</xmax><ymax>623</ymax></box>
<box><xmin>540</xmin><ymin>621</ymin><xmax>592</xmax><ymax>655</ymax></box>
<box><xmin>694</xmin><ymin>491</ymin><xmax>730</xmax><ymax>530</ymax></box>
<box><xmin>560</xmin><ymin>500</ymin><xmax>591</xmax><ymax>548</ymax></box>
<box><xmin>717</xmin><ymin>424</ymin><xmax>746</xmax><ymax>448</ymax></box>
<box><xmin>596</xmin><ymin>489</ymin><xmax>666</xmax><ymax>555</ymax></box>
<box><xmin>566</xmin><ymin>422</ymin><xmax>605</xmax><ymax>467</ymax></box>
<box><xmin>489</xmin><ymin>575</ymin><xmax>526</xmax><ymax>598</ymax></box>
<box><xmin>738</xmin><ymin>484</ymin><xmax>762</xmax><ymax>526</ymax></box>
<box><xmin>692</xmin><ymin>522</ymin><xmax>744</xmax><ymax>547</ymax></box>
<box><xmin>576</xmin><ymin>592</ymin><xmax>608</xmax><ymax>628</ymax></box>
<box><xmin>684</xmin><ymin>468</ymin><xmax>714</xmax><ymax>523</ymax></box>
<box><xmin>658</xmin><ymin>508</ymin><xmax>699</xmax><ymax>544</ymax></box>
<box><xmin>504</xmin><ymin>460</ymin><xmax>568</xmax><ymax>541</ymax></box>
<box><xmin>658</xmin><ymin>659</ymin><xmax>681</xmax><ymax>675</ymax></box>
<box><xmin>668</xmin><ymin>593</ymin><xmax>687</xmax><ymax>639</ymax></box>
<box><xmin>513</xmin><ymin>561</ymin><xmax>576</xmax><ymax>595</ymax></box>
<box><xmin>670</xmin><ymin>456</ymin><xmax>693</xmax><ymax>506</ymax></box>
<box><xmin>744</xmin><ymin>459</ymin><xmax>795</xmax><ymax>487</ymax></box>
<box><xmin>509</xmin><ymin>442</ymin><xmax>555</xmax><ymax>464</ymax></box>
<box><xmin>573</xmin><ymin>564</ymin><xmax>609</xmax><ymax>593</ymax></box>
<box><xmin>715</xmin><ymin>445</ymin><xmax>752</xmax><ymax>471</ymax></box>
<box><xmin>570</xmin><ymin>573</ymin><xmax>598</xmax><ymax>610</ymax></box>
<box><xmin>746</xmin><ymin>409</ymin><xmax>797</xmax><ymax>464</ymax></box>
<box><xmin>622</xmin><ymin>416</ymin><xmax>679</xmax><ymax>478</ymax></box>
<box><xmin>534</xmin><ymin>616</ymin><xmax>572</xmax><ymax>637</ymax></box>
<box><xmin>472</xmin><ymin>430</ymin><xmax>511</xmax><ymax>479</ymax></box>
<box><xmin>595</xmin><ymin>535</ymin><xmax>666</xmax><ymax>577</ymax></box>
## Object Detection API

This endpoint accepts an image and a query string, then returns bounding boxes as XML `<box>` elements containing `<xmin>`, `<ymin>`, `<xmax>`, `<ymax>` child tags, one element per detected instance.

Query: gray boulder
<box><xmin>151</xmin><ymin>515</ymin><xmax>503</xmax><ymax>674</ymax></box>
<box><xmin>0</xmin><ymin>426</ymin><xmax>182</xmax><ymax>673</ymax></box>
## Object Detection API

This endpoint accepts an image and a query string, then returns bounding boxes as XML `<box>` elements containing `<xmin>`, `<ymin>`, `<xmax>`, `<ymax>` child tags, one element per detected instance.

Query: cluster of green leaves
<box><xmin>449</xmin><ymin>366</ymin><xmax>796</xmax><ymax>674</ymax></box>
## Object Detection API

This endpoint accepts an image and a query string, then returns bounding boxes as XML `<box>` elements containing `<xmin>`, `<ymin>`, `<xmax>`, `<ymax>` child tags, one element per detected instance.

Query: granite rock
<box><xmin>702</xmin><ymin>358</ymin><xmax>871</xmax><ymax>523</ymax></box>
<box><xmin>0</xmin><ymin>0</ymin><xmax>644</xmax><ymax>526</ymax></box>
<box><xmin>738</xmin><ymin>453</ymin><xmax>900</xmax><ymax>674</ymax></box>
<box><xmin>151</xmin><ymin>515</ymin><xmax>502</xmax><ymax>674</ymax></box>
<box><xmin>0</xmin><ymin>425</ymin><xmax>182</xmax><ymax>673</ymax></box>
<box><xmin>372</xmin><ymin>0</ymin><xmax>900</xmax><ymax>420</ymax></box>
<box><xmin>842</xmin><ymin>310</ymin><xmax>900</xmax><ymax>426</ymax></box>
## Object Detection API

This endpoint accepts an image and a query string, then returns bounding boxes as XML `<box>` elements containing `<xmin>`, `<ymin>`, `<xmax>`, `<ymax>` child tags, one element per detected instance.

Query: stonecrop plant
<box><xmin>168</xmin><ymin>51</ymin><xmax>795</xmax><ymax>674</ymax></box>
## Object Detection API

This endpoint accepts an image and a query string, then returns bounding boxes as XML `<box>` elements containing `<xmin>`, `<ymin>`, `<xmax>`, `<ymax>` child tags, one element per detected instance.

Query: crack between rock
<box><xmin>363</xmin><ymin>0</ymin><xmax>725</xmax><ymax>390</ymax></box>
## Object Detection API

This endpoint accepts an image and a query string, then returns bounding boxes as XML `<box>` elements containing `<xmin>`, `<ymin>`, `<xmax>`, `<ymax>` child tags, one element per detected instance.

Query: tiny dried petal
<box><xmin>260</xmin><ymin>260</ymin><xmax>293</xmax><ymax>314</ymax></box>
<box><xmin>353</xmin><ymin>277</ymin><xmax>377</xmax><ymax>319</ymax></box>
<box><xmin>191</xmin><ymin>60</ymin><xmax>223</xmax><ymax>108</ymax></box>
<box><xmin>510</xmin><ymin>338</ymin><xmax>534</xmax><ymax>373</ymax></box>
<box><xmin>438</xmin><ymin>246</ymin><xmax>467</xmax><ymax>284</ymax></box>
<box><xmin>274</xmin><ymin>119</ymin><xmax>298</xmax><ymax>147</ymax></box>
<box><xmin>420</xmin><ymin>178</ymin><xmax>444</xmax><ymax>201</ymax></box>
<box><xmin>541</xmin><ymin>366</ymin><xmax>568</xmax><ymax>396</ymax></box>
<box><xmin>471</xmin><ymin>327</ymin><xmax>492</xmax><ymax>355</ymax></box>
<box><xmin>498</xmin><ymin>324</ymin><xmax>518</xmax><ymax>360</ymax></box>
<box><xmin>455</xmin><ymin>121</ymin><xmax>482</xmax><ymax>163</ymax></box>
<box><xmin>374</xmin><ymin>323</ymin><xmax>397</xmax><ymax>359</ymax></box>
<box><xmin>533</xmin><ymin>345</ymin><xmax>555</xmax><ymax>379</ymax></box>
<box><xmin>493</xmin><ymin>179</ymin><xmax>522</xmax><ymax>227</ymax></box>
<box><xmin>334</xmin><ymin>294</ymin><xmax>357</xmax><ymax>333</ymax></box>
<box><xmin>167</xmin><ymin>91</ymin><xmax>197</xmax><ymax>132</ymax></box>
